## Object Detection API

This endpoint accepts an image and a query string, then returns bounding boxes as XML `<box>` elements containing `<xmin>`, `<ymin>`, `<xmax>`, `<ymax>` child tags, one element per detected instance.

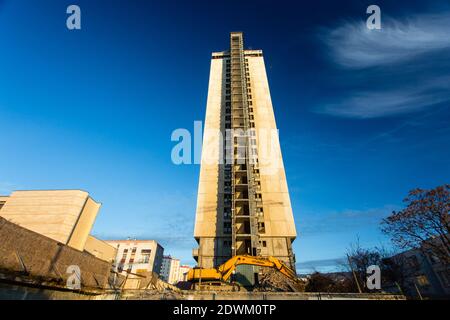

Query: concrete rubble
<box><xmin>254</xmin><ymin>268</ymin><xmax>306</xmax><ymax>292</ymax></box>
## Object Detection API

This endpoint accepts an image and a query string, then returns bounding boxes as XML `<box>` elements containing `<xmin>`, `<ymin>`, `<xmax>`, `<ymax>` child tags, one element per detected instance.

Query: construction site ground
<box><xmin>116</xmin><ymin>290</ymin><xmax>405</xmax><ymax>300</ymax></box>
<box><xmin>0</xmin><ymin>281</ymin><xmax>405</xmax><ymax>300</ymax></box>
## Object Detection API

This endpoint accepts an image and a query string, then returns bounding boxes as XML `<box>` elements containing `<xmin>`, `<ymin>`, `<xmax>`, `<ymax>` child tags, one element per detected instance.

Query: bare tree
<box><xmin>345</xmin><ymin>239</ymin><xmax>409</xmax><ymax>294</ymax></box>
<box><xmin>345</xmin><ymin>238</ymin><xmax>385</xmax><ymax>292</ymax></box>
<box><xmin>381</xmin><ymin>184</ymin><xmax>450</xmax><ymax>264</ymax></box>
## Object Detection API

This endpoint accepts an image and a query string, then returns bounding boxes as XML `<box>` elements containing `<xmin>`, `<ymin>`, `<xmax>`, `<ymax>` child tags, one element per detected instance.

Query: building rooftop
<box><xmin>106</xmin><ymin>239</ymin><xmax>159</xmax><ymax>243</ymax></box>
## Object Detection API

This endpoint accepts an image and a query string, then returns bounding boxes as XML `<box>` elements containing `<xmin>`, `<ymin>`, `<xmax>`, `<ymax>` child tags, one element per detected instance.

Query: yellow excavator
<box><xmin>187</xmin><ymin>255</ymin><xmax>301</xmax><ymax>290</ymax></box>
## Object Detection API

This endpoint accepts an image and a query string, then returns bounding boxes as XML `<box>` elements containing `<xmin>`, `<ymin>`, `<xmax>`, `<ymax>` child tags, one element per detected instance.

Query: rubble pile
<box><xmin>255</xmin><ymin>268</ymin><xmax>305</xmax><ymax>292</ymax></box>
<box><xmin>120</xmin><ymin>288</ymin><xmax>185</xmax><ymax>300</ymax></box>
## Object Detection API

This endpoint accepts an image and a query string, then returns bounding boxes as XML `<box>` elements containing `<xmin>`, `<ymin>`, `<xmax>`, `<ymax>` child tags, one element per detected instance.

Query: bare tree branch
<box><xmin>381</xmin><ymin>184</ymin><xmax>450</xmax><ymax>264</ymax></box>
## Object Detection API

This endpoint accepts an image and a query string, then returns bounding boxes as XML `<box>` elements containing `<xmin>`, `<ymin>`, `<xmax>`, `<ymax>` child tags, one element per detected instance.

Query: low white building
<box><xmin>107</xmin><ymin>239</ymin><xmax>164</xmax><ymax>277</ymax></box>
<box><xmin>178</xmin><ymin>265</ymin><xmax>191</xmax><ymax>282</ymax></box>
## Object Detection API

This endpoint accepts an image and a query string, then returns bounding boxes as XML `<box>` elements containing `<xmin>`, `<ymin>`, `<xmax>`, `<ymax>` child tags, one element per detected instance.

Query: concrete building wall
<box><xmin>0</xmin><ymin>190</ymin><xmax>101</xmax><ymax>251</ymax></box>
<box><xmin>84</xmin><ymin>235</ymin><xmax>117</xmax><ymax>263</ymax></box>
<box><xmin>194</xmin><ymin>55</ymin><xmax>225</xmax><ymax>268</ymax></box>
<box><xmin>247</xmin><ymin>53</ymin><xmax>296</xmax><ymax>265</ymax></box>
<box><xmin>0</xmin><ymin>217</ymin><xmax>113</xmax><ymax>290</ymax></box>
<box><xmin>67</xmin><ymin>197</ymin><xmax>101</xmax><ymax>250</ymax></box>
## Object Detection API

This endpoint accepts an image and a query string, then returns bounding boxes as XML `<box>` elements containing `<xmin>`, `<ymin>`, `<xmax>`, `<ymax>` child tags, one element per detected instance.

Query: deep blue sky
<box><xmin>1</xmin><ymin>0</ymin><xmax>449</xmax><ymax>273</ymax></box>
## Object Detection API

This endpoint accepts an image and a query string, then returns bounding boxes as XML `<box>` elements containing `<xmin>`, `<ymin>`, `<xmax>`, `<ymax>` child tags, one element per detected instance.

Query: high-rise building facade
<box><xmin>193</xmin><ymin>32</ymin><xmax>297</xmax><ymax>270</ymax></box>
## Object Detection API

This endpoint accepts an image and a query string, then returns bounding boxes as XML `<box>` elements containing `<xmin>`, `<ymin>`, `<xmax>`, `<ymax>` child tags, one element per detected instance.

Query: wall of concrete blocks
<box><xmin>0</xmin><ymin>217</ymin><xmax>114</xmax><ymax>291</ymax></box>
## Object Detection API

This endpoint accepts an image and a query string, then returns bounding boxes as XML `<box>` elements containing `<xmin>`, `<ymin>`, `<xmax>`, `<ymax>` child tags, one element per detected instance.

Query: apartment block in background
<box><xmin>384</xmin><ymin>239</ymin><xmax>450</xmax><ymax>298</ymax></box>
<box><xmin>193</xmin><ymin>32</ymin><xmax>297</xmax><ymax>271</ymax></box>
<box><xmin>178</xmin><ymin>265</ymin><xmax>191</xmax><ymax>282</ymax></box>
<box><xmin>107</xmin><ymin>240</ymin><xmax>164</xmax><ymax>278</ymax></box>
<box><xmin>160</xmin><ymin>255</ymin><xmax>181</xmax><ymax>284</ymax></box>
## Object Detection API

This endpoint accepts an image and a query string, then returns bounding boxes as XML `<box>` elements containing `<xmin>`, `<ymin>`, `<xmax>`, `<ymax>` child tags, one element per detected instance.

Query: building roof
<box><xmin>106</xmin><ymin>239</ymin><xmax>159</xmax><ymax>243</ymax></box>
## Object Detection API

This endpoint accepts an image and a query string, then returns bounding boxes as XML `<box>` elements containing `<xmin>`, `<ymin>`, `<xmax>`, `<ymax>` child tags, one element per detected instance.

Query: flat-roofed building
<box><xmin>0</xmin><ymin>190</ymin><xmax>101</xmax><ymax>252</ymax></box>
<box><xmin>160</xmin><ymin>255</ymin><xmax>181</xmax><ymax>284</ymax></box>
<box><xmin>178</xmin><ymin>265</ymin><xmax>191</xmax><ymax>282</ymax></box>
<box><xmin>107</xmin><ymin>239</ymin><xmax>164</xmax><ymax>277</ymax></box>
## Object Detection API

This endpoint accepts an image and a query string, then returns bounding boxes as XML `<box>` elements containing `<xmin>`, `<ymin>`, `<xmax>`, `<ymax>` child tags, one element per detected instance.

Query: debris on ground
<box><xmin>254</xmin><ymin>268</ymin><xmax>306</xmax><ymax>292</ymax></box>
<box><xmin>176</xmin><ymin>281</ymin><xmax>193</xmax><ymax>290</ymax></box>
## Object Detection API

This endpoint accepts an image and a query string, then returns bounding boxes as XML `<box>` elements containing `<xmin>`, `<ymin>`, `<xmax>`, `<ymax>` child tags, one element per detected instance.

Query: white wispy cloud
<box><xmin>323</xmin><ymin>13</ymin><xmax>450</xmax><ymax>69</ymax></box>
<box><xmin>321</xmin><ymin>76</ymin><xmax>450</xmax><ymax>118</ymax></box>
<box><xmin>317</xmin><ymin>11</ymin><xmax>450</xmax><ymax>119</ymax></box>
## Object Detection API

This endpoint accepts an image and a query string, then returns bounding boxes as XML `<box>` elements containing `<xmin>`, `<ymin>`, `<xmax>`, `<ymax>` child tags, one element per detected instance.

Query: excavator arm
<box><xmin>188</xmin><ymin>255</ymin><xmax>300</xmax><ymax>284</ymax></box>
<box><xmin>219</xmin><ymin>255</ymin><xmax>278</xmax><ymax>281</ymax></box>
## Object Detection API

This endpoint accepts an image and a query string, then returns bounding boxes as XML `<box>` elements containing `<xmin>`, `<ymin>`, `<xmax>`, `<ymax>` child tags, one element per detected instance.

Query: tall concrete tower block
<box><xmin>194</xmin><ymin>32</ymin><xmax>297</xmax><ymax>270</ymax></box>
